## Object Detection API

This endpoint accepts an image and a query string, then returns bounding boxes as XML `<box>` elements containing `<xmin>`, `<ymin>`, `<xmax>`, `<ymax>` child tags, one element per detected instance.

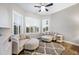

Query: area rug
<box><xmin>20</xmin><ymin>39</ymin><xmax>65</xmax><ymax>55</ymax></box>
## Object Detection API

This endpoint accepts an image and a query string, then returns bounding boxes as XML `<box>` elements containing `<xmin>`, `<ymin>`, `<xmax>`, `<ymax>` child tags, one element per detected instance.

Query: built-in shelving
<box><xmin>0</xmin><ymin>26</ymin><xmax>12</xmax><ymax>55</ymax></box>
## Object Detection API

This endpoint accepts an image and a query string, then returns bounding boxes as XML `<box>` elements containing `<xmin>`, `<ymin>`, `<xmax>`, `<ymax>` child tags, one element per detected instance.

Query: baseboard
<box><xmin>64</xmin><ymin>40</ymin><xmax>79</xmax><ymax>46</ymax></box>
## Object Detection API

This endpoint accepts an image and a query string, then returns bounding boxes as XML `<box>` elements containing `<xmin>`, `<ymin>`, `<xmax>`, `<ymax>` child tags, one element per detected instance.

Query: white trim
<box><xmin>64</xmin><ymin>40</ymin><xmax>79</xmax><ymax>46</ymax></box>
<box><xmin>12</xmin><ymin>10</ymin><xmax>23</xmax><ymax>35</ymax></box>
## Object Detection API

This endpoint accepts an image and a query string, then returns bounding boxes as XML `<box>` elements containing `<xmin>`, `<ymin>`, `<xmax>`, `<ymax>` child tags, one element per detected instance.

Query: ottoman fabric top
<box><xmin>26</xmin><ymin>38</ymin><xmax>39</xmax><ymax>44</ymax></box>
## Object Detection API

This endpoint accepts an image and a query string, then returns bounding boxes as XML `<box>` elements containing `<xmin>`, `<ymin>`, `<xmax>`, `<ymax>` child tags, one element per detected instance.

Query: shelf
<box><xmin>0</xmin><ymin>27</ymin><xmax>11</xmax><ymax>29</ymax></box>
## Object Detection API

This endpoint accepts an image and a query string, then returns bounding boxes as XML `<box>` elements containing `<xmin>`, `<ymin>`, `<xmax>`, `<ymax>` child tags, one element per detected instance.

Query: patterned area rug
<box><xmin>20</xmin><ymin>39</ymin><xmax>65</xmax><ymax>55</ymax></box>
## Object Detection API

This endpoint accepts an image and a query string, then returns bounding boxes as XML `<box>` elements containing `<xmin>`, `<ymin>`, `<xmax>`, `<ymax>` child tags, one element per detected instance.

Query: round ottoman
<box><xmin>24</xmin><ymin>38</ymin><xmax>39</xmax><ymax>50</ymax></box>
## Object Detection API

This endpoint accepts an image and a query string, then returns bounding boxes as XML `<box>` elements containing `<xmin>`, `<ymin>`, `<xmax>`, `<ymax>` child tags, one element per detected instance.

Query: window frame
<box><xmin>42</xmin><ymin>19</ymin><xmax>49</xmax><ymax>32</ymax></box>
<box><xmin>12</xmin><ymin>10</ymin><xmax>23</xmax><ymax>35</ymax></box>
<box><xmin>25</xmin><ymin>17</ymin><xmax>40</xmax><ymax>34</ymax></box>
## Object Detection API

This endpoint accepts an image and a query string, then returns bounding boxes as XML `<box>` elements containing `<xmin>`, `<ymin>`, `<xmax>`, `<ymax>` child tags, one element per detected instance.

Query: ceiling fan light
<box><xmin>41</xmin><ymin>6</ymin><xmax>45</xmax><ymax>12</ymax></box>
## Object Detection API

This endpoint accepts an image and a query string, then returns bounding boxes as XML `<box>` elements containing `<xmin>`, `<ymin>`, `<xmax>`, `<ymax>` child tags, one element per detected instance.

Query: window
<box><xmin>25</xmin><ymin>17</ymin><xmax>40</xmax><ymax>33</ymax></box>
<box><xmin>14</xmin><ymin>24</ymin><xmax>18</xmax><ymax>34</ymax></box>
<box><xmin>26</xmin><ymin>27</ymin><xmax>29</xmax><ymax>33</ymax></box>
<box><xmin>42</xmin><ymin>19</ymin><xmax>49</xmax><ymax>32</ymax></box>
<box><xmin>12</xmin><ymin>10</ymin><xmax>23</xmax><ymax>35</ymax></box>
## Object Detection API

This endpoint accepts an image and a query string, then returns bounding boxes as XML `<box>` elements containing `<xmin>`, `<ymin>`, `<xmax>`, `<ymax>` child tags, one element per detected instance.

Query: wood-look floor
<box><xmin>60</xmin><ymin>42</ymin><xmax>79</xmax><ymax>55</ymax></box>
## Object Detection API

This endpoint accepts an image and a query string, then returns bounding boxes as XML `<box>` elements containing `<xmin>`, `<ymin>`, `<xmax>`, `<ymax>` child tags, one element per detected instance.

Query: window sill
<box><xmin>26</xmin><ymin>32</ymin><xmax>40</xmax><ymax>35</ymax></box>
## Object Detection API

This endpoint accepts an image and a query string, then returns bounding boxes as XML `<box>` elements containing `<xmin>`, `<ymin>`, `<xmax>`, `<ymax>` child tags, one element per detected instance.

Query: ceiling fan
<box><xmin>34</xmin><ymin>3</ymin><xmax>53</xmax><ymax>12</ymax></box>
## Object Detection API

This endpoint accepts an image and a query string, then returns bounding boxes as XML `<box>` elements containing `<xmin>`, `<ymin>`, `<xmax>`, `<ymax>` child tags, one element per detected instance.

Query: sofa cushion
<box><xmin>20</xmin><ymin>34</ymin><xmax>31</xmax><ymax>40</ymax></box>
<box><xmin>26</xmin><ymin>35</ymin><xmax>31</xmax><ymax>39</ymax></box>
<box><xmin>20</xmin><ymin>34</ymin><xmax>26</xmax><ymax>40</ymax></box>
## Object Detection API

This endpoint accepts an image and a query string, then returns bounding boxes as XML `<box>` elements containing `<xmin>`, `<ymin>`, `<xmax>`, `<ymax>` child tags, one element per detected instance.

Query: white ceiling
<box><xmin>17</xmin><ymin>3</ymin><xmax>77</xmax><ymax>15</ymax></box>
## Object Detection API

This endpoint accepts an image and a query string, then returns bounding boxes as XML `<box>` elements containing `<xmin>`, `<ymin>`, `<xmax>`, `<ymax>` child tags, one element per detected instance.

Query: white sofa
<box><xmin>12</xmin><ymin>34</ymin><xmax>39</xmax><ymax>54</ymax></box>
<box><xmin>41</xmin><ymin>35</ymin><xmax>54</xmax><ymax>42</ymax></box>
<box><xmin>41</xmin><ymin>32</ymin><xmax>64</xmax><ymax>43</ymax></box>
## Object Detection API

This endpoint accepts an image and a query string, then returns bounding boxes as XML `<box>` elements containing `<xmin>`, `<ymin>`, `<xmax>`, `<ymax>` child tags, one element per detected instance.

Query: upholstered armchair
<box><xmin>56</xmin><ymin>34</ymin><xmax>64</xmax><ymax>43</ymax></box>
<box><xmin>12</xmin><ymin>34</ymin><xmax>39</xmax><ymax>54</ymax></box>
<box><xmin>12</xmin><ymin>34</ymin><xmax>30</xmax><ymax>54</ymax></box>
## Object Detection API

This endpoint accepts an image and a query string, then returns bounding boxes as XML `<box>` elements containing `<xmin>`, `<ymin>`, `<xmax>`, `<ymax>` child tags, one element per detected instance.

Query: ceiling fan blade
<box><xmin>39</xmin><ymin>10</ymin><xmax>41</xmax><ymax>12</ymax></box>
<box><xmin>34</xmin><ymin>6</ymin><xmax>41</xmax><ymax>8</ymax></box>
<box><xmin>45</xmin><ymin>3</ymin><xmax>53</xmax><ymax>7</ymax></box>
<box><xmin>45</xmin><ymin>9</ymin><xmax>48</xmax><ymax>11</ymax></box>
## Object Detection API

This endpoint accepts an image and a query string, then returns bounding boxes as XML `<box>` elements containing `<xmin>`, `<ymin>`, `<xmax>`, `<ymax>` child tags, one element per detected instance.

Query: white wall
<box><xmin>25</xmin><ymin>17</ymin><xmax>40</xmax><ymax>27</ymax></box>
<box><xmin>50</xmin><ymin>4</ymin><xmax>79</xmax><ymax>44</ymax></box>
<box><xmin>0</xmin><ymin>4</ymin><xmax>12</xmax><ymax>28</ymax></box>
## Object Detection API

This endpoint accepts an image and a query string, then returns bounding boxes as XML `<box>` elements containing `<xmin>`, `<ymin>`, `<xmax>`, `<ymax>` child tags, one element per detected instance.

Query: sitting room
<box><xmin>0</xmin><ymin>3</ymin><xmax>79</xmax><ymax>55</ymax></box>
